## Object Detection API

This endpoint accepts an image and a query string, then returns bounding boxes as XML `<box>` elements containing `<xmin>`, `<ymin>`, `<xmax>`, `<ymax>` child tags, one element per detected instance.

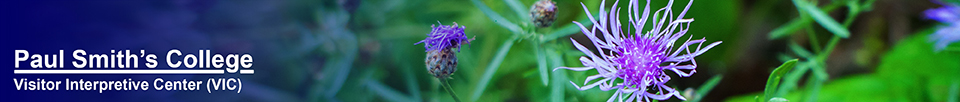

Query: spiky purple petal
<box><xmin>925</xmin><ymin>1</ymin><xmax>960</xmax><ymax>51</ymax></box>
<box><xmin>415</xmin><ymin>22</ymin><xmax>472</xmax><ymax>52</ymax></box>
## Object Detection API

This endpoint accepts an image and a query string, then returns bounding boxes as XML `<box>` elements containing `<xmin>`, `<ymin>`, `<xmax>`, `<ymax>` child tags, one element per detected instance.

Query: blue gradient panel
<box><xmin>3</xmin><ymin>1</ymin><xmax>283</xmax><ymax>101</ymax></box>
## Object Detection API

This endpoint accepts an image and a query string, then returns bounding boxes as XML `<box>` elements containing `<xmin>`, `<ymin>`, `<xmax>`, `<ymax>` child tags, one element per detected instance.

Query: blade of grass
<box><xmin>402</xmin><ymin>65</ymin><xmax>422</xmax><ymax>102</ymax></box>
<box><xmin>775</xmin><ymin>61</ymin><xmax>811</xmax><ymax>97</ymax></box>
<box><xmin>689</xmin><ymin>75</ymin><xmax>723</xmax><ymax>102</ymax></box>
<box><xmin>861</xmin><ymin>0</ymin><xmax>878</xmax><ymax>11</ymax></box>
<box><xmin>776</xmin><ymin>54</ymin><xmax>797</xmax><ymax>62</ymax></box>
<box><xmin>542</xmin><ymin>19</ymin><xmax>593</xmax><ymax>43</ymax></box>
<box><xmin>768</xmin><ymin>1</ymin><xmax>844</xmax><ymax>40</ymax></box>
<box><xmin>324</xmin><ymin>59</ymin><xmax>352</xmax><ymax>97</ymax></box>
<box><xmin>470</xmin><ymin>35</ymin><xmax>520</xmax><ymax>101</ymax></box>
<box><xmin>792</xmin><ymin>0</ymin><xmax>849</xmax><ymax>38</ymax></box>
<box><xmin>504</xmin><ymin>0</ymin><xmax>530</xmax><ymax>22</ymax></box>
<box><xmin>762</xmin><ymin>59</ymin><xmax>799</xmax><ymax>102</ymax></box>
<box><xmin>471</xmin><ymin>0</ymin><xmax>523</xmax><ymax>33</ymax></box>
<box><xmin>789</xmin><ymin>42</ymin><xmax>814</xmax><ymax>58</ymax></box>
<box><xmin>949</xmin><ymin>81</ymin><xmax>959</xmax><ymax>102</ymax></box>
<box><xmin>546</xmin><ymin>48</ymin><xmax>566</xmax><ymax>102</ymax></box>
<box><xmin>802</xmin><ymin>71</ymin><xmax>823</xmax><ymax>102</ymax></box>
<box><xmin>536</xmin><ymin>40</ymin><xmax>549</xmax><ymax>86</ymax></box>
<box><xmin>770</xmin><ymin>97</ymin><xmax>789</xmax><ymax>102</ymax></box>
<box><xmin>366</xmin><ymin>80</ymin><xmax>415</xmax><ymax>102</ymax></box>
<box><xmin>768</xmin><ymin>16</ymin><xmax>811</xmax><ymax>40</ymax></box>
<box><xmin>806</xmin><ymin>25</ymin><xmax>822</xmax><ymax>53</ymax></box>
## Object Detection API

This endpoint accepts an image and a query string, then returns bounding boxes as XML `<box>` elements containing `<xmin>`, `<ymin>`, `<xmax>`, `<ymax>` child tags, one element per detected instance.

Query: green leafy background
<box><xmin>274</xmin><ymin>0</ymin><xmax>960</xmax><ymax>101</ymax></box>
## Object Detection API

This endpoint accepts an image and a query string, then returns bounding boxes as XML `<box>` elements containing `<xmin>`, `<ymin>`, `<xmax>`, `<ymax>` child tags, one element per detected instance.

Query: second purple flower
<box><xmin>555</xmin><ymin>0</ymin><xmax>722</xmax><ymax>101</ymax></box>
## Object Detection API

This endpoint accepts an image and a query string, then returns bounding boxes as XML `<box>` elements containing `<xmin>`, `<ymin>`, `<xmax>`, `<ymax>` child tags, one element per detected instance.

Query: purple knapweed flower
<box><xmin>554</xmin><ymin>0</ymin><xmax>721</xmax><ymax>101</ymax></box>
<box><xmin>417</xmin><ymin>22</ymin><xmax>474</xmax><ymax>78</ymax></box>
<box><xmin>925</xmin><ymin>1</ymin><xmax>960</xmax><ymax>51</ymax></box>
<box><xmin>416</xmin><ymin>22</ymin><xmax>473</xmax><ymax>52</ymax></box>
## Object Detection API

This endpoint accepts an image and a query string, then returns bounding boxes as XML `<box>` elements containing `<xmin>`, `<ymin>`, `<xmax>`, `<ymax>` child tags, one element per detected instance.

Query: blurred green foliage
<box><xmin>281</xmin><ymin>0</ymin><xmax>959</xmax><ymax>101</ymax></box>
<box><xmin>728</xmin><ymin>28</ymin><xmax>960</xmax><ymax>102</ymax></box>
<box><xmin>300</xmin><ymin>0</ymin><xmax>743</xmax><ymax>101</ymax></box>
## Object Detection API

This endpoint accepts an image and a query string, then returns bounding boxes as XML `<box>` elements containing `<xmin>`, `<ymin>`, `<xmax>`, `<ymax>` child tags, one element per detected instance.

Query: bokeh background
<box><xmin>2</xmin><ymin>0</ymin><xmax>959</xmax><ymax>102</ymax></box>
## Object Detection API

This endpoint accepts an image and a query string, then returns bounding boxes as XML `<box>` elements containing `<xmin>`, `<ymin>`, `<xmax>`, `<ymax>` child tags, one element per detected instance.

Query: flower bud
<box><xmin>425</xmin><ymin>48</ymin><xmax>457</xmax><ymax>78</ymax></box>
<box><xmin>530</xmin><ymin>0</ymin><xmax>558</xmax><ymax>28</ymax></box>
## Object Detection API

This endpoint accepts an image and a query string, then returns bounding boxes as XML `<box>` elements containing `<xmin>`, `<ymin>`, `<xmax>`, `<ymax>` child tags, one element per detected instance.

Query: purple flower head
<box><xmin>554</xmin><ymin>0</ymin><xmax>721</xmax><ymax>101</ymax></box>
<box><xmin>415</xmin><ymin>22</ymin><xmax>473</xmax><ymax>52</ymax></box>
<box><xmin>925</xmin><ymin>1</ymin><xmax>960</xmax><ymax>51</ymax></box>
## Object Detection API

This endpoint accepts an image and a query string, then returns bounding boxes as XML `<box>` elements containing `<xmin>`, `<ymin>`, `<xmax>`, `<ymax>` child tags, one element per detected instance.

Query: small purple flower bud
<box><xmin>531</xmin><ymin>0</ymin><xmax>558</xmax><ymax>28</ymax></box>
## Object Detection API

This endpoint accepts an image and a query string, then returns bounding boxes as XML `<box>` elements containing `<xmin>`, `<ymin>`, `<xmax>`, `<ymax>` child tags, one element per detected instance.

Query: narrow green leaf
<box><xmin>542</xmin><ymin>19</ymin><xmax>593</xmax><ymax>43</ymax></box>
<box><xmin>504</xmin><ymin>0</ymin><xmax>530</xmax><ymax>22</ymax></box>
<box><xmin>325</xmin><ymin>60</ymin><xmax>352</xmax><ymax>96</ymax></box>
<box><xmin>776</xmin><ymin>54</ymin><xmax>793</xmax><ymax>62</ymax></box>
<box><xmin>471</xmin><ymin>0</ymin><xmax>523</xmax><ymax>33</ymax></box>
<box><xmin>755</xmin><ymin>96</ymin><xmax>761</xmax><ymax>102</ymax></box>
<box><xmin>792</xmin><ymin>0</ymin><xmax>850</xmax><ymax>38</ymax></box>
<box><xmin>948</xmin><ymin>81</ymin><xmax>959</xmax><ymax>102</ymax></box>
<box><xmin>545</xmin><ymin>46</ymin><xmax>565</xmax><ymax>69</ymax></box>
<box><xmin>806</xmin><ymin>25</ymin><xmax>821</xmax><ymax>53</ymax></box>
<box><xmin>535</xmin><ymin>40</ymin><xmax>549</xmax><ymax>86</ymax></box>
<box><xmin>801</xmin><ymin>57</ymin><xmax>827</xmax><ymax>102</ymax></box>
<box><xmin>768</xmin><ymin>16</ymin><xmax>812</xmax><ymax>40</ymax></box>
<box><xmin>861</xmin><ymin>0</ymin><xmax>878</xmax><ymax>11</ymax></box>
<box><xmin>470</xmin><ymin>36</ymin><xmax>519</xmax><ymax>102</ymax></box>
<box><xmin>771</xmin><ymin>1</ymin><xmax>846</xmax><ymax>40</ymax></box>
<box><xmin>769</xmin><ymin>97</ymin><xmax>789</xmax><ymax>102</ymax></box>
<box><xmin>365</xmin><ymin>80</ymin><xmax>415</xmax><ymax>102</ymax></box>
<box><xmin>546</xmin><ymin>48</ymin><xmax>566</xmax><ymax>102</ymax></box>
<box><xmin>763</xmin><ymin>59</ymin><xmax>799</xmax><ymax>102</ymax></box>
<box><xmin>803</xmin><ymin>72</ymin><xmax>823</xmax><ymax>102</ymax></box>
<box><xmin>775</xmin><ymin>61</ymin><xmax>810</xmax><ymax>97</ymax></box>
<box><xmin>789</xmin><ymin>42</ymin><xmax>814</xmax><ymax>58</ymax></box>
<box><xmin>402</xmin><ymin>65</ymin><xmax>422</xmax><ymax>102</ymax></box>
<box><xmin>689</xmin><ymin>75</ymin><xmax>724</xmax><ymax>102</ymax></box>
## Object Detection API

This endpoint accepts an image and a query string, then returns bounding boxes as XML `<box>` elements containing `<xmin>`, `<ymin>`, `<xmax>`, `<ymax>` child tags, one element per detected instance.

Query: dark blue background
<box><xmin>2</xmin><ymin>1</ymin><xmax>288</xmax><ymax>101</ymax></box>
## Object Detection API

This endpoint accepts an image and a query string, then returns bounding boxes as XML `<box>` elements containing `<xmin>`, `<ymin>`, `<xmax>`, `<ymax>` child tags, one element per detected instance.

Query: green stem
<box><xmin>802</xmin><ymin>72</ymin><xmax>823</xmax><ymax>102</ymax></box>
<box><xmin>806</xmin><ymin>25</ymin><xmax>821</xmax><ymax>53</ymax></box>
<box><xmin>818</xmin><ymin>36</ymin><xmax>840</xmax><ymax>61</ymax></box>
<box><xmin>805</xmin><ymin>2</ymin><xmax>863</xmax><ymax>102</ymax></box>
<box><xmin>818</xmin><ymin>2</ymin><xmax>859</xmax><ymax>61</ymax></box>
<box><xmin>440</xmin><ymin>79</ymin><xmax>462</xmax><ymax>102</ymax></box>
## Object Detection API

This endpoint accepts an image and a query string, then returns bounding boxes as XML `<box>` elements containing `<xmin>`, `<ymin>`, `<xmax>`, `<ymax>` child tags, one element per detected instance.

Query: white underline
<box><xmin>13</xmin><ymin>70</ymin><xmax>255</xmax><ymax>74</ymax></box>
<box><xmin>240</xmin><ymin>70</ymin><xmax>254</xmax><ymax>74</ymax></box>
